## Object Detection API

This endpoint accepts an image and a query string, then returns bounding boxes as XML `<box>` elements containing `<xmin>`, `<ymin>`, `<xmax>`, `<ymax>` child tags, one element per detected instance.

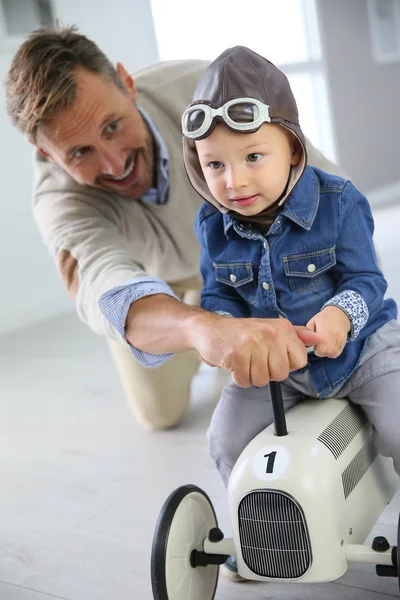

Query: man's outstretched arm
<box><xmin>125</xmin><ymin>293</ymin><xmax>322</xmax><ymax>388</ymax></box>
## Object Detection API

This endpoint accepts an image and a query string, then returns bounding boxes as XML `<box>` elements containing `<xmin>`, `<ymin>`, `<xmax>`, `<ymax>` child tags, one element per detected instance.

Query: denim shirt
<box><xmin>196</xmin><ymin>166</ymin><xmax>397</xmax><ymax>398</ymax></box>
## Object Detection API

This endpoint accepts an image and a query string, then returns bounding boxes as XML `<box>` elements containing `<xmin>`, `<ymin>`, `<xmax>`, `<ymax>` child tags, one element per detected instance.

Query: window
<box><xmin>368</xmin><ymin>0</ymin><xmax>400</xmax><ymax>63</ymax></box>
<box><xmin>1</xmin><ymin>0</ymin><xmax>54</xmax><ymax>36</ymax></box>
<box><xmin>150</xmin><ymin>0</ymin><xmax>336</xmax><ymax>161</ymax></box>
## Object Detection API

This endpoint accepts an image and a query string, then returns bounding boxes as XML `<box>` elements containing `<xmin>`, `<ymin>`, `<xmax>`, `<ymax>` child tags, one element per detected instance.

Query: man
<box><xmin>5</xmin><ymin>26</ymin><xmax>333</xmax><ymax>430</ymax></box>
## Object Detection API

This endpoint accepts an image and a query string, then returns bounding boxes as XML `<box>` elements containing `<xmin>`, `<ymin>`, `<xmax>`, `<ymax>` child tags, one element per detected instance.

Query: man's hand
<box><xmin>125</xmin><ymin>294</ymin><xmax>323</xmax><ymax>386</ymax></box>
<box><xmin>306</xmin><ymin>306</ymin><xmax>350</xmax><ymax>358</ymax></box>
<box><xmin>188</xmin><ymin>313</ymin><xmax>323</xmax><ymax>388</ymax></box>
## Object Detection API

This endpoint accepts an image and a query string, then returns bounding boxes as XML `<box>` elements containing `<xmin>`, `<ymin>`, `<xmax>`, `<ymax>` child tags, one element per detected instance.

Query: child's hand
<box><xmin>306</xmin><ymin>306</ymin><xmax>351</xmax><ymax>358</ymax></box>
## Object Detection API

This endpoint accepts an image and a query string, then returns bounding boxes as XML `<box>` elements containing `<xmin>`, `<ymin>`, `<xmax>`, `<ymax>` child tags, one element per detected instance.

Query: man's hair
<box><xmin>5</xmin><ymin>24</ymin><xmax>126</xmax><ymax>141</ymax></box>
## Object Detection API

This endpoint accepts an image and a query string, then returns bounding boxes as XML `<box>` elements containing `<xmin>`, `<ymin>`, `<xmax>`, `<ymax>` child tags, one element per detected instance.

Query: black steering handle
<box><xmin>269</xmin><ymin>381</ymin><xmax>288</xmax><ymax>437</ymax></box>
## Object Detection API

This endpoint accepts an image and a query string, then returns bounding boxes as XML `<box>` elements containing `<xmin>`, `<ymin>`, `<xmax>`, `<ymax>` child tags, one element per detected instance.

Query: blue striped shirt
<box><xmin>99</xmin><ymin>109</ymin><xmax>175</xmax><ymax>367</ymax></box>
<box><xmin>139</xmin><ymin>105</ymin><xmax>169</xmax><ymax>205</ymax></box>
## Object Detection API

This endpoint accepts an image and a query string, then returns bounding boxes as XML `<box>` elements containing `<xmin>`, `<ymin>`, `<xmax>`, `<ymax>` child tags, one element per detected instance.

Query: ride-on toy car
<box><xmin>151</xmin><ymin>382</ymin><xmax>400</xmax><ymax>599</ymax></box>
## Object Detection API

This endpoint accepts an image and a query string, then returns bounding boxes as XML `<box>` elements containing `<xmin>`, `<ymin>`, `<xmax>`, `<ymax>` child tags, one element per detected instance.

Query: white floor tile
<box><xmin>0</xmin><ymin>204</ymin><xmax>399</xmax><ymax>599</ymax></box>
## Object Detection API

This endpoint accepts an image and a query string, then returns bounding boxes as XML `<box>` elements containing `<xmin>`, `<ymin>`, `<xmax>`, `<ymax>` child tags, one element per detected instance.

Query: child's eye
<box><xmin>209</xmin><ymin>161</ymin><xmax>224</xmax><ymax>170</ymax></box>
<box><xmin>247</xmin><ymin>153</ymin><xmax>262</xmax><ymax>163</ymax></box>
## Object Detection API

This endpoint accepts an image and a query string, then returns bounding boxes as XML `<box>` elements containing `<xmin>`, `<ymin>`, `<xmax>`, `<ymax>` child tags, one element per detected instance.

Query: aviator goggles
<box><xmin>182</xmin><ymin>97</ymin><xmax>271</xmax><ymax>140</ymax></box>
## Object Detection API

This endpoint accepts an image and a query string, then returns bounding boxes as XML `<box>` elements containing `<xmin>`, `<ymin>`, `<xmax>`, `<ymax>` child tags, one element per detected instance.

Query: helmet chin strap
<box><xmin>277</xmin><ymin>165</ymin><xmax>293</xmax><ymax>205</ymax></box>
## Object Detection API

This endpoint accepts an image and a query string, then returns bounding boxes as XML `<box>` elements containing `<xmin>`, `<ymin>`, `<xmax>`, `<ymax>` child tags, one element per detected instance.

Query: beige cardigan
<box><xmin>32</xmin><ymin>59</ymin><xmax>345</xmax><ymax>339</ymax></box>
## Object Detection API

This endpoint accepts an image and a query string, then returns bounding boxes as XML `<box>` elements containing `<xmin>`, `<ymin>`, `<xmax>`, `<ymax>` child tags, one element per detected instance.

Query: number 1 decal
<box><xmin>264</xmin><ymin>451</ymin><xmax>277</xmax><ymax>474</ymax></box>
<box><xmin>252</xmin><ymin>446</ymin><xmax>292</xmax><ymax>482</ymax></box>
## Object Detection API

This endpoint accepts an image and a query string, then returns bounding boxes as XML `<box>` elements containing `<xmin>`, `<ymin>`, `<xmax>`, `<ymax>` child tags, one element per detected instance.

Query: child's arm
<box><xmin>199</xmin><ymin>246</ymin><xmax>250</xmax><ymax>318</ymax></box>
<box><xmin>196</xmin><ymin>207</ymin><xmax>250</xmax><ymax>319</ymax></box>
<box><xmin>307</xmin><ymin>181</ymin><xmax>387</xmax><ymax>357</ymax></box>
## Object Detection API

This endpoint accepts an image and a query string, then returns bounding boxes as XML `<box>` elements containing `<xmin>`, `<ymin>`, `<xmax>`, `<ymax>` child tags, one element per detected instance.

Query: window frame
<box><xmin>367</xmin><ymin>0</ymin><xmax>400</xmax><ymax>64</ymax></box>
<box><xmin>0</xmin><ymin>0</ymin><xmax>54</xmax><ymax>53</ymax></box>
<box><xmin>150</xmin><ymin>0</ymin><xmax>336</xmax><ymax>161</ymax></box>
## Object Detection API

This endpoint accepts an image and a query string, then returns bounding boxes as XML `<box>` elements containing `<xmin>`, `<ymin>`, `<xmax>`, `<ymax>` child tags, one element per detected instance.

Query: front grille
<box><xmin>238</xmin><ymin>490</ymin><xmax>311</xmax><ymax>579</ymax></box>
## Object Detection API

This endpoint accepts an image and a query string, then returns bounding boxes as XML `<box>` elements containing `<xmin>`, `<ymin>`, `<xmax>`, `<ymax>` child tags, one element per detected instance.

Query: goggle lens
<box><xmin>227</xmin><ymin>102</ymin><xmax>259</xmax><ymax>123</ymax></box>
<box><xmin>185</xmin><ymin>109</ymin><xmax>206</xmax><ymax>133</ymax></box>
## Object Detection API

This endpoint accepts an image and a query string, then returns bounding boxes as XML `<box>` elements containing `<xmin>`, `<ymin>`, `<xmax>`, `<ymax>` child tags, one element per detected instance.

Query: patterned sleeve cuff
<box><xmin>98</xmin><ymin>277</ymin><xmax>179</xmax><ymax>367</ymax></box>
<box><xmin>323</xmin><ymin>290</ymin><xmax>369</xmax><ymax>341</ymax></box>
<box><xmin>215</xmin><ymin>310</ymin><xmax>233</xmax><ymax>317</ymax></box>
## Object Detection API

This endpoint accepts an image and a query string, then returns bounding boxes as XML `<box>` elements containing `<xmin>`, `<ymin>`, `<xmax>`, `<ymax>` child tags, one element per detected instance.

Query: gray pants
<box><xmin>208</xmin><ymin>320</ymin><xmax>400</xmax><ymax>486</ymax></box>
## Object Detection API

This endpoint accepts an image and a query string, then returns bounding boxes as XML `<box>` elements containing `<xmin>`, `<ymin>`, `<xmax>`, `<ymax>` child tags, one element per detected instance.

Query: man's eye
<box><xmin>247</xmin><ymin>153</ymin><xmax>262</xmax><ymax>162</ymax></box>
<box><xmin>105</xmin><ymin>120</ymin><xmax>119</xmax><ymax>134</ymax></box>
<box><xmin>74</xmin><ymin>147</ymin><xmax>89</xmax><ymax>159</ymax></box>
<box><xmin>209</xmin><ymin>161</ymin><xmax>223</xmax><ymax>170</ymax></box>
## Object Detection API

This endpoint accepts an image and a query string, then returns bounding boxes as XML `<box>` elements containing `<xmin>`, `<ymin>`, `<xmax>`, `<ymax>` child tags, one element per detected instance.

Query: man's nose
<box><xmin>99</xmin><ymin>145</ymin><xmax>126</xmax><ymax>177</ymax></box>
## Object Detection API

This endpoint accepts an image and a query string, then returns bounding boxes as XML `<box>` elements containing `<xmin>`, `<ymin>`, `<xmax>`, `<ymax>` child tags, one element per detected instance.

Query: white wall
<box><xmin>52</xmin><ymin>0</ymin><xmax>159</xmax><ymax>71</ymax></box>
<box><xmin>317</xmin><ymin>0</ymin><xmax>400</xmax><ymax>196</ymax></box>
<box><xmin>0</xmin><ymin>51</ymin><xmax>75</xmax><ymax>336</ymax></box>
<box><xmin>0</xmin><ymin>0</ymin><xmax>159</xmax><ymax>337</ymax></box>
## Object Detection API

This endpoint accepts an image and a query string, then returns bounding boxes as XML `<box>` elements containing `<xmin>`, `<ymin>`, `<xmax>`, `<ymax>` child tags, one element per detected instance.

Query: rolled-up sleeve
<box><xmin>99</xmin><ymin>276</ymin><xmax>179</xmax><ymax>367</ymax></box>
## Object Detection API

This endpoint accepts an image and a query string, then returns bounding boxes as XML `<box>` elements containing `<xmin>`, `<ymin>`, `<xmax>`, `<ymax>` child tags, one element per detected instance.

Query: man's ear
<box><xmin>117</xmin><ymin>63</ymin><xmax>138</xmax><ymax>101</ymax></box>
<box><xmin>29</xmin><ymin>137</ymin><xmax>51</xmax><ymax>159</ymax></box>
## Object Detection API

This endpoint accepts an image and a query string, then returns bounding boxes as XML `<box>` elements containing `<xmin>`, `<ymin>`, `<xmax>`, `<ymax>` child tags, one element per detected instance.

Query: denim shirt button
<box><xmin>230</xmin><ymin>274</ymin><xmax>237</xmax><ymax>283</ymax></box>
<box><xmin>307</xmin><ymin>263</ymin><xmax>316</xmax><ymax>273</ymax></box>
<box><xmin>238</xmin><ymin>224</ymin><xmax>244</xmax><ymax>230</ymax></box>
<box><xmin>262</xmin><ymin>282</ymin><xmax>270</xmax><ymax>291</ymax></box>
<box><xmin>263</xmin><ymin>242</ymin><xmax>267</xmax><ymax>250</ymax></box>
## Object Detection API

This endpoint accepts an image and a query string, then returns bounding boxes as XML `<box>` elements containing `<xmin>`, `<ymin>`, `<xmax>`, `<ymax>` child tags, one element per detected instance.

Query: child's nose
<box><xmin>226</xmin><ymin>167</ymin><xmax>248</xmax><ymax>190</ymax></box>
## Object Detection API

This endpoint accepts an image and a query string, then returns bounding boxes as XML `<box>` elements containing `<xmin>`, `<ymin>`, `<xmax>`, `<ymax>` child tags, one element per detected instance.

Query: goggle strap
<box><xmin>268</xmin><ymin>107</ymin><xmax>299</xmax><ymax>125</ymax></box>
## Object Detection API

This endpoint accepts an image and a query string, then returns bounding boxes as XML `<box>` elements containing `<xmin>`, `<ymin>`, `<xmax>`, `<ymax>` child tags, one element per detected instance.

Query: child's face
<box><xmin>195</xmin><ymin>123</ymin><xmax>301</xmax><ymax>216</ymax></box>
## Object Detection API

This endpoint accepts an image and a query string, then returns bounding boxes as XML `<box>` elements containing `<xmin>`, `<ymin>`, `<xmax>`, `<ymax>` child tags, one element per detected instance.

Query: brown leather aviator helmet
<box><xmin>182</xmin><ymin>46</ymin><xmax>308</xmax><ymax>223</ymax></box>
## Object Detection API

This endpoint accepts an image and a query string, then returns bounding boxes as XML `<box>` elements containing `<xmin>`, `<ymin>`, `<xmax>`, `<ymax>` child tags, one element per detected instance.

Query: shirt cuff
<box><xmin>215</xmin><ymin>310</ymin><xmax>233</xmax><ymax>317</ymax></box>
<box><xmin>98</xmin><ymin>276</ymin><xmax>179</xmax><ymax>367</ymax></box>
<box><xmin>323</xmin><ymin>290</ymin><xmax>369</xmax><ymax>341</ymax></box>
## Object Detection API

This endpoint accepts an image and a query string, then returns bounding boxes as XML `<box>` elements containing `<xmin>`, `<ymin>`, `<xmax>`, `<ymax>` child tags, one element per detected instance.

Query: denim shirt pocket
<box><xmin>214</xmin><ymin>262</ymin><xmax>257</xmax><ymax>304</ymax></box>
<box><xmin>283</xmin><ymin>247</ymin><xmax>336</xmax><ymax>292</ymax></box>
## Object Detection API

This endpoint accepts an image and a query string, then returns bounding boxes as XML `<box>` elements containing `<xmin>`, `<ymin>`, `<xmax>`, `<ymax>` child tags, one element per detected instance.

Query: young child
<box><xmin>182</xmin><ymin>46</ymin><xmax>400</xmax><ymax>578</ymax></box>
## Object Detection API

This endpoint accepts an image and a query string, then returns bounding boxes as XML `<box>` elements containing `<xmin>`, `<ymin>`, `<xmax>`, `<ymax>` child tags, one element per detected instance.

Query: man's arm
<box><xmin>33</xmin><ymin>156</ymin><xmax>164</xmax><ymax>342</ymax></box>
<box><xmin>125</xmin><ymin>293</ymin><xmax>322</xmax><ymax>388</ymax></box>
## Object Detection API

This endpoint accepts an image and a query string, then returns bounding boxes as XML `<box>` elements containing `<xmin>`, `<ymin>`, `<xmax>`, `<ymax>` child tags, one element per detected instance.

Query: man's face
<box><xmin>36</xmin><ymin>67</ymin><xmax>154</xmax><ymax>199</ymax></box>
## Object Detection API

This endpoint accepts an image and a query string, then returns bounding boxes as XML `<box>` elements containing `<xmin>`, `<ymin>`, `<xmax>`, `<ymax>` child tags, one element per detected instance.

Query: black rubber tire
<box><xmin>151</xmin><ymin>484</ymin><xmax>219</xmax><ymax>600</ymax></box>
